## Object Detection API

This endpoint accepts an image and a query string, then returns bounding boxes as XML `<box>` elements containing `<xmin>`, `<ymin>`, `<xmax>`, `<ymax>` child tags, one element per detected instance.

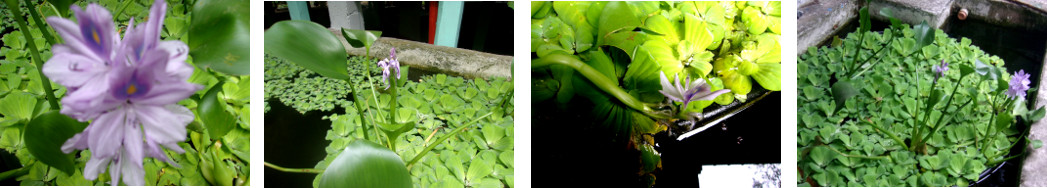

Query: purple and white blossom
<box><xmin>932</xmin><ymin>60</ymin><xmax>948</xmax><ymax>83</ymax></box>
<box><xmin>376</xmin><ymin>48</ymin><xmax>401</xmax><ymax>89</ymax></box>
<box><xmin>45</xmin><ymin>0</ymin><xmax>201</xmax><ymax>185</ymax></box>
<box><xmin>1006</xmin><ymin>69</ymin><xmax>1032</xmax><ymax>100</ymax></box>
<box><xmin>658</xmin><ymin>71</ymin><xmax>731</xmax><ymax>110</ymax></box>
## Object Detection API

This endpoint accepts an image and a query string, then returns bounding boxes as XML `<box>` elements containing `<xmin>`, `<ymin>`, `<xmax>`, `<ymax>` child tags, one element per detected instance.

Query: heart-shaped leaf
<box><xmin>188</xmin><ymin>0</ymin><xmax>250</xmax><ymax>75</ymax></box>
<box><xmin>831</xmin><ymin>79</ymin><xmax>859</xmax><ymax>111</ymax></box>
<box><xmin>320</xmin><ymin>140</ymin><xmax>412</xmax><ymax>188</ymax></box>
<box><xmin>24</xmin><ymin>111</ymin><xmax>87</xmax><ymax>175</ymax></box>
<box><xmin>912</xmin><ymin>21</ymin><xmax>935</xmax><ymax>51</ymax></box>
<box><xmin>340</xmin><ymin>28</ymin><xmax>383</xmax><ymax>49</ymax></box>
<box><xmin>265</xmin><ymin>20</ymin><xmax>349</xmax><ymax>80</ymax></box>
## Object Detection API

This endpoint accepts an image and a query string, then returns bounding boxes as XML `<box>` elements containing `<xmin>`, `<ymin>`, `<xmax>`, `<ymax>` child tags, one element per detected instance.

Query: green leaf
<box><xmin>1031</xmin><ymin>140</ymin><xmax>1043</xmax><ymax>149</ymax></box>
<box><xmin>0</xmin><ymin>91</ymin><xmax>37</xmax><ymax>122</ymax></box>
<box><xmin>1027</xmin><ymin>106</ymin><xmax>1046</xmax><ymax>122</ymax></box>
<box><xmin>878</xmin><ymin>7</ymin><xmax>903</xmax><ymax>29</ymax></box>
<box><xmin>188</xmin><ymin>0</ymin><xmax>250</xmax><ymax>75</ymax></box>
<box><xmin>752</xmin><ymin>63</ymin><xmax>781</xmax><ymax>91</ymax></box>
<box><xmin>264</xmin><ymin>20</ymin><xmax>349</xmax><ymax>80</ymax></box>
<box><xmin>446</xmin><ymin>154</ymin><xmax>466</xmax><ymax>184</ymax></box>
<box><xmin>199</xmin><ymin>83</ymin><xmax>236</xmax><ymax>140</ymax></box>
<box><xmin>995</xmin><ymin>112</ymin><xmax>1013</xmax><ymax>130</ymax></box>
<box><xmin>24</xmin><ymin>111</ymin><xmax>87</xmax><ymax>175</ymax></box>
<box><xmin>596</xmin><ymin>1</ymin><xmax>641</xmax><ymax>46</ymax></box>
<box><xmin>499</xmin><ymin>151</ymin><xmax>514</xmax><ymax>168</ymax></box>
<box><xmin>831</xmin><ymin>79</ymin><xmax>859</xmax><ymax>111</ymax></box>
<box><xmin>809</xmin><ymin>146</ymin><xmax>836</xmax><ymax>166</ymax></box>
<box><xmin>859</xmin><ymin>7</ymin><xmax>871</xmax><ymax>32</ymax></box>
<box><xmin>958</xmin><ymin>64</ymin><xmax>974</xmax><ymax>77</ymax></box>
<box><xmin>912</xmin><ymin>21</ymin><xmax>935</xmax><ymax>51</ymax></box>
<box><xmin>46</xmin><ymin>0</ymin><xmax>73</xmax><ymax>15</ymax></box>
<box><xmin>340</xmin><ymin>28</ymin><xmax>383</xmax><ymax>49</ymax></box>
<box><xmin>320</xmin><ymin>140</ymin><xmax>412</xmax><ymax>188</ymax></box>
<box><xmin>465</xmin><ymin>155</ymin><xmax>493</xmax><ymax>185</ymax></box>
<box><xmin>974</xmin><ymin>59</ymin><xmax>998</xmax><ymax>79</ymax></box>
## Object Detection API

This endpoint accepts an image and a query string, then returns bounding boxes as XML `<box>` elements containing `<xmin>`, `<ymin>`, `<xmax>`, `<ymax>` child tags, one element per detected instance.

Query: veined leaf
<box><xmin>188</xmin><ymin>0</ymin><xmax>250</xmax><ymax>75</ymax></box>
<box><xmin>320</xmin><ymin>140</ymin><xmax>412</xmax><ymax>188</ymax></box>
<box><xmin>265</xmin><ymin>20</ymin><xmax>349</xmax><ymax>80</ymax></box>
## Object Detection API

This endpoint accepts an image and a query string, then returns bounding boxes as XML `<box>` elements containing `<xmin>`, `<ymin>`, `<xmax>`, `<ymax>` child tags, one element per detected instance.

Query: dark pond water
<box><xmin>531</xmin><ymin>90</ymin><xmax>782</xmax><ymax>187</ymax></box>
<box><xmin>263</xmin><ymin>100</ymin><xmax>339</xmax><ymax>187</ymax></box>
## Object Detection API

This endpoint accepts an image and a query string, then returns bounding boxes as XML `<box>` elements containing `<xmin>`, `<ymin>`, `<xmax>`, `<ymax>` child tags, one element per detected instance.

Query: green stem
<box><xmin>264</xmin><ymin>161</ymin><xmax>323</xmax><ymax>174</ymax></box>
<box><xmin>822</xmin><ymin>145</ymin><xmax>889</xmax><ymax>160</ymax></box>
<box><xmin>849</xmin><ymin>32</ymin><xmax>896</xmax><ymax>78</ymax></box>
<box><xmin>113</xmin><ymin>0</ymin><xmax>134</xmax><ymax>21</ymax></box>
<box><xmin>532</xmin><ymin>53</ymin><xmax>668</xmax><ymax>119</ymax></box>
<box><xmin>847</xmin><ymin>30</ymin><xmax>866</xmax><ymax>76</ymax></box>
<box><xmin>345</xmin><ymin>82</ymin><xmax>372</xmax><ymax>142</ymax></box>
<box><xmin>406</xmin><ymin>112</ymin><xmax>494</xmax><ymax>169</ymax></box>
<box><xmin>388</xmin><ymin>75</ymin><xmax>398</xmax><ymax>123</ymax></box>
<box><xmin>23</xmin><ymin>0</ymin><xmax>56</xmax><ymax>46</ymax></box>
<box><xmin>6</xmin><ymin>0</ymin><xmax>60</xmax><ymax>108</ymax></box>
<box><xmin>865</xmin><ymin>120</ymin><xmax>909</xmax><ymax>151</ymax></box>
<box><xmin>919</xmin><ymin>75</ymin><xmax>971</xmax><ymax>143</ymax></box>
<box><xmin>910</xmin><ymin>63</ymin><xmax>924</xmax><ymax>150</ymax></box>
<box><xmin>982</xmin><ymin>90</ymin><xmax>1006</xmax><ymax>157</ymax></box>
<box><xmin>0</xmin><ymin>166</ymin><xmax>29</xmax><ymax>181</ymax></box>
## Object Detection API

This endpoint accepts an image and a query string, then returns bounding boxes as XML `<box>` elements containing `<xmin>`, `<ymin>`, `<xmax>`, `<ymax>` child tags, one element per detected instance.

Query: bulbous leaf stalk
<box><xmin>532</xmin><ymin>53</ymin><xmax>671</xmax><ymax>120</ymax></box>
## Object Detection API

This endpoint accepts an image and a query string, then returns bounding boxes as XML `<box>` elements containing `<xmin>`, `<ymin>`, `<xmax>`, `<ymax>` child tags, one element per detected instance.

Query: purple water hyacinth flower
<box><xmin>658</xmin><ymin>72</ymin><xmax>732</xmax><ymax>110</ymax></box>
<box><xmin>43</xmin><ymin>3</ymin><xmax>121</xmax><ymax>121</ymax></box>
<box><xmin>1006</xmin><ymin>69</ymin><xmax>1032</xmax><ymax>100</ymax></box>
<box><xmin>932</xmin><ymin>60</ymin><xmax>948</xmax><ymax>83</ymax></box>
<box><xmin>377</xmin><ymin>48</ymin><xmax>401</xmax><ymax>89</ymax></box>
<box><xmin>47</xmin><ymin>0</ymin><xmax>201</xmax><ymax>185</ymax></box>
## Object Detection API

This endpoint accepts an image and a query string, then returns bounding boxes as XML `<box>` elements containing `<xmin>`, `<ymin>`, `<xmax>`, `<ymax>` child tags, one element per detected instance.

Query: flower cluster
<box><xmin>376</xmin><ymin>48</ymin><xmax>401</xmax><ymax>89</ymax></box>
<box><xmin>44</xmin><ymin>0</ymin><xmax>201</xmax><ymax>185</ymax></box>
<box><xmin>1006</xmin><ymin>69</ymin><xmax>1031</xmax><ymax>100</ymax></box>
<box><xmin>658</xmin><ymin>72</ymin><xmax>731</xmax><ymax>111</ymax></box>
<box><xmin>932</xmin><ymin>60</ymin><xmax>948</xmax><ymax>83</ymax></box>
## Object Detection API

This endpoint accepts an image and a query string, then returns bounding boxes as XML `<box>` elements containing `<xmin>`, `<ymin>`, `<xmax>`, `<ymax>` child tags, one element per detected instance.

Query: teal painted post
<box><xmin>435</xmin><ymin>1</ymin><xmax>464</xmax><ymax>48</ymax></box>
<box><xmin>288</xmin><ymin>1</ymin><xmax>310</xmax><ymax>21</ymax></box>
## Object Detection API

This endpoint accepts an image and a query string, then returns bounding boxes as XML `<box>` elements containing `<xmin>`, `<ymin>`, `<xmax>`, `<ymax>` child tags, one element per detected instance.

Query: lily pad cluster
<box><xmin>263</xmin><ymin>54</ymin><xmax>381</xmax><ymax>113</ymax></box>
<box><xmin>314</xmin><ymin>73</ymin><xmax>514</xmax><ymax>188</ymax></box>
<box><xmin>797</xmin><ymin>24</ymin><xmax>1024</xmax><ymax>186</ymax></box>
<box><xmin>0</xmin><ymin>0</ymin><xmax>250</xmax><ymax>185</ymax></box>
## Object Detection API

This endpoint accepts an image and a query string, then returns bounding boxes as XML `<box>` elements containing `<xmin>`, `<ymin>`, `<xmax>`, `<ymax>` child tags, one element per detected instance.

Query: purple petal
<box><xmin>46</xmin><ymin>17</ymin><xmax>105</xmax><ymax>61</ymax></box>
<box><xmin>117</xmin><ymin>123</ymin><xmax>145</xmax><ymax>186</ymax></box>
<box><xmin>42</xmin><ymin>52</ymin><xmax>109</xmax><ymax>87</ymax></box>
<box><xmin>87</xmin><ymin>108</ymin><xmax>128</xmax><ymax>159</ymax></box>
<box><xmin>82</xmin><ymin>155</ymin><xmax>110</xmax><ymax>180</ymax></box>
<box><xmin>157</xmin><ymin>41</ymin><xmax>193</xmax><ymax>81</ymax></box>
<box><xmin>61</xmin><ymin>131</ymin><xmax>89</xmax><ymax>153</ymax></box>
<box><xmin>659</xmin><ymin>72</ymin><xmax>674</xmax><ymax>93</ymax></box>
<box><xmin>131</xmin><ymin>82</ymin><xmax>202</xmax><ymax>105</ymax></box>
<box><xmin>76</xmin><ymin>4</ymin><xmax>118</xmax><ymax>59</ymax></box>
<box><xmin>693</xmin><ymin>89</ymin><xmax>732</xmax><ymax>102</ymax></box>
<box><xmin>134</xmin><ymin>105</ymin><xmax>191</xmax><ymax>144</ymax></box>
<box><xmin>143</xmin><ymin>0</ymin><xmax>166</xmax><ymax>49</ymax></box>
<box><xmin>144</xmin><ymin>138</ymin><xmax>177</xmax><ymax>166</ymax></box>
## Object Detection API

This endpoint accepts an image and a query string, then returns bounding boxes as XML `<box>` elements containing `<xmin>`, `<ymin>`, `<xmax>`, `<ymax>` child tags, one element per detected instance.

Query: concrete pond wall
<box><xmin>798</xmin><ymin>0</ymin><xmax>1047</xmax><ymax>186</ymax></box>
<box><xmin>327</xmin><ymin>28</ymin><xmax>513</xmax><ymax>80</ymax></box>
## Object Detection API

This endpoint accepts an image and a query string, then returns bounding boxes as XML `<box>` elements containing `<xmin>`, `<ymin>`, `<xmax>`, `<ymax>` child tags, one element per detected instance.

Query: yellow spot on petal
<box><xmin>92</xmin><ymin>30</ymin><xmax>101</xmax><ymax>44</ymax></box>
<box><xmin>126</xmin><ymin>84</ymin><xmax>137</xmax><ymax>95</ymax></box>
